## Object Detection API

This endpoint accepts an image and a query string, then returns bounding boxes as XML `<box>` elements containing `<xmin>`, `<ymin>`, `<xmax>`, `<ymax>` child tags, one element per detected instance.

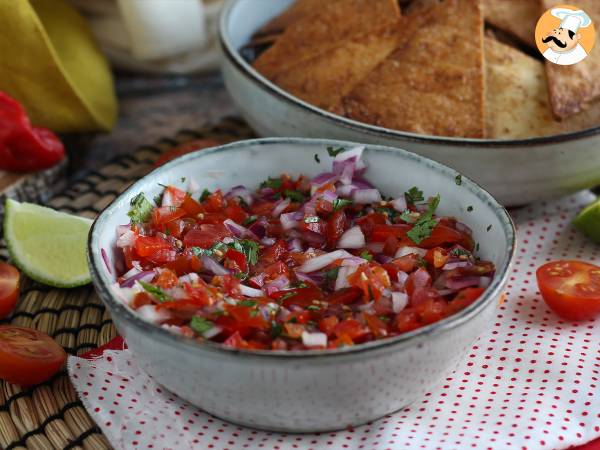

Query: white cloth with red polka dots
<box><xmin>69</xmin><ymin>191</ymin><xmax>600</xmax><ymax>450</ymax></box>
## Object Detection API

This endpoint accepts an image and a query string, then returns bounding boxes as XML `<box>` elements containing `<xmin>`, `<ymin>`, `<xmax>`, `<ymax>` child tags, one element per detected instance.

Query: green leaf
<box><xmin>306</xmin><ymin>305</ymin><xmax>320</xmax><ymax>310</ymax></box>
<box><xmin>326</xmin><ymin>146</ymin><xmax>345</xmax><ymax>157</ymax></box>
<box><xmin>324</xmin><ymin>267</ymin><xmax>339</xmax><ymax>281</ymax></box>
<box><xmin>138</xmin><ymin>281</ymin><xmax>171</xmax><ymax>303</ymax></box>
<box><xmin>467</xmin><ymin>205</ymin><xmax>474</xmax><ymax>212</ymax></box>
<box><xmin>199</xmin><ymin>189</ymin><xmax>211</xmax><ymax>202</ymax></box>
<box><xmin>238</xmin><ymin>299</ymin><xmax>257</xmax><ymax>307</ymax></box>
<box><xmin>332</xmin><ymin>198</ymin><xmax>353</xmax><ymax>211</ymax></box>
<box><xmin>404</xmin><ymin>186</ymin><xmax>424</xmax><ymax>205</ymax></box>
<box><xmin>399</xmin><ymin>210</ymin><xmax>414</xmax><ymax>223</ymax></box>
<box><xmin>260</xmin><ymin>177</ymin><xmax>282</xmax><ymax>190</ymax></box>
<box><xmin>284</xmin><ymin>189</ymin><xmax>305</xmax><ymax>202</ymax></box>
<box><xmin>314</xmin><ymin>154</ymin><xmax>321</xmax><ymax>163</ymax></box>
<box><xmin>271</xmin><ymin>322</ymin><xmax>283</xmax><ymax>338</ymax></box>
<box><xmin>406</xmin><ymin>194</ymin><xmax>441</xmax><ymax>244</ymax></box>
<box><xmin>360</xmin><ymin>250</ymin><xmax>373</xmax><ymax>261</ymax></box>
<box><xmin>234</xmin><ymin>239</ymin><xmax>260</xmax><ymax>266</ymax></box>
<box><xmin>374</xmin><ymin>207</ymin><xmax>399</xmax><ymax>220</ymax></box>
<box><xmin>450</xmin><ymin>247</ymin><xmax>470</xmax><ymax>257</ymax></box>
<box><xmin>190</xmin><ymin>316</ymin><xmax>214</xmax><ymax>335</ymax></box>
<box><xmin>127</xmin><ymin>193</ymin><xmax>153</xmax><ymax>224</ymax></box>
<box><xmin>455</xmin><ymin>175</ymin><xmax>462</xmax><ymax>186</ymax></box>
<box><xmin>242</xmin><ymin>215</ymin><xmax>258</xmax><ymax>226</ymax></box>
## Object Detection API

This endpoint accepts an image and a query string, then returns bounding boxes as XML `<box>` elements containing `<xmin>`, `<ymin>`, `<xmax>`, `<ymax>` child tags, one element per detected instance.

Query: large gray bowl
<box><xmin>89</xmin><ymin>138</ymin><xmax>516</xmax><ymax>432</ymax></box>
<box><xmin>218</xmin><ymin>0</ymin><xmax>600</xmax><ymax>207</ymax></box>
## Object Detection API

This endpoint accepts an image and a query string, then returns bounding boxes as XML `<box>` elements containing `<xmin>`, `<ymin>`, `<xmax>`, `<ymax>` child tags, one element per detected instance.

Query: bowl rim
<box><xmin>89</xmin><ymin>137</ymin><xmax>517</xmax><ymax>361</ymax></box>
<box><xmin>218</xmin><ymin>0</ymin><xmax>600</xmax><ymax>148</ymax></box>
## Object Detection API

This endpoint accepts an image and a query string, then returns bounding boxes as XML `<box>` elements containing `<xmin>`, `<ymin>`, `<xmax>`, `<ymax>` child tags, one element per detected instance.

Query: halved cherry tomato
<box><xmin>0</xmin><ymin>263</ymin><xmax>20</xmax><ymax>319</ymax></box>
<box><xmin>536</xmin><ymin>260</ymin><xmax>600</xmax><ymax>321</ymax></box>
<box><xmin>0</xmin><ymin>326</ymin><xmax>66</xmax><ymax>386</ymax></box>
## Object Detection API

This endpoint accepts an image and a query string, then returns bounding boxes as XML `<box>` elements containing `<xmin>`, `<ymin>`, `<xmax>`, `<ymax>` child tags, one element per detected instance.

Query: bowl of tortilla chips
<box><xmin>219</xmin><ymin>0</ymin><xmax>600</xmax><ymax>206</ymax></box>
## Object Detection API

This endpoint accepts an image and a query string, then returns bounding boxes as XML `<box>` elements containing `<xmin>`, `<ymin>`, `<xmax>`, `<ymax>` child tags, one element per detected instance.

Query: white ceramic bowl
<box><xmin>218</xmin><ymin>0</ymin><xmax>600</xmax><ymax>207</ymax></box>
<box><xmin>89</xmin><ymin>138</ymin><xmax>515</xmax><ymax>432</ymax></box>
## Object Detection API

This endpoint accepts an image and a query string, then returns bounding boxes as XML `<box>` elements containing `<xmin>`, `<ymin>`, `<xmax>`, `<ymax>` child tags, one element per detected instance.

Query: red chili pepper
<box><xmin>0</xmin><ymin>92</ymin><xmax>65</xmax><ymax>172</ymax></box>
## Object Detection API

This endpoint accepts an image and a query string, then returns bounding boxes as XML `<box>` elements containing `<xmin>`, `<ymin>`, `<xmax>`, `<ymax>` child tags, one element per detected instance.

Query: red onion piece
<box><xmin>248</xmin><ymin>273</ymin><xmax>265</xmax><ymax>288</ymax></box>
<box><xmin>265</xmin><ymin>275</ymin><xmax>289</xmax><ymax>295</ymax></box>
<box><xmin>332</xmin><ymin>146</ymin><xmax>365</xmax><ymax>174</ymax></box>
<box><xmin>374</xmin><ymin>254</ymin><xmax>393</xmax><ymax>264</ymax></box>
<box><xmin>120</xmin><ymin>270</ymin><xmax>155</xmax><ymax>288</ymax></box>
<box><xmin>201</xmin><ymin>255</ymin><xmax>230</xmax><ymax>276</ymax></box>
<box><xmin>272</xmin><ymin>198</ymin><xmax>291</xmax><ymax>218</ymax></box>
<box><xmin>445</xmin><ymin>276</ymin><xmax>481</xmax><ymax>290</ymax></box>
<box><xmin>300</xmin><ymin>230</ymin><xmax>326</xmax><ymax>246</ymax></box>
<box><xmin>391</xmin><ymin>292</ymin><xmax>408</xmax><ymax>313</ymax></box>
<box><xmin>299</xmin><ymin>249</ymin><xmax>354</xmax><ymax>273</ymax></box>
<box><xmin>391</xmin><ymin>197</ymin><xmax>407</xmax><ymax>212</ymax></box>
<box><xmin>341</xmin><ymin>256</ymin><xmax>369</xmax><ymax>266</ymax></box>
<box><xmin>311</xmin><ymin>172</ymin><xmax>338</xmax><ymax>186</ymax></box>
<box><xmin>352</xmin><ymin>189</ymin><xmax>382</xmax><ymax>204</ymax></box>
<box><xmin>248</xmin><ymin>219</ymin><xmax>267</xmax><ymax>239</ymax></box>
<box><xmin>352</xmin><ymin>178</ymin><xmax>374</xmax><ymax>189</ymax></box>
<box><xmin>226</xmin><ymin>185</ymin><xmax>254</xmax><ymax>206</ymax></box>
<box><xmin>280</xmin><ymin>212</ymin><xmax>300</xmax><ymax>230</ymax></box>
<box><xmin>395</xmin><ymin>246</ymin><xmax>428</xmax><ymax>258</ymax></box>
<box><xmin>443</xmin><ymin>261</ymin><xmax>472</xmax><ymax>270</ymax></box>
<box><xmin>261</xmin><ymin>237</ymin><xmax>277</xmax><ymax>246</ymax></box>
<box><xmin>455</xmin><ymin>222</ymin><xmax>473</xmax><ymax>235</ymax></box>
<box><xmin>223</xmin><ymin>219</ymin><xmax>258</xmax><ymax>240</ymax></box>
<box><xmin>335</xmin><ymin>265</ymin><xmax>357</xmax><ymax>290</ymax></box>
<box><xmin>101</xmin><ymin>248</ymin><xmax>112</xmax><ymax>275</ymax></box>
<box><xmin>240</xmin><ymin>284</ymin><xmax>264</xmax><ymax>297</ymax></box>
<box><xmin>366</xmin><ymin>242</ymin><xmax>385</xmax><ymax>253</ymax></box>
<box><xmin>287</xmin><ymin>238</ymin><xmax>303</xmax><ymax>252</ymax></box>
<box><xmin>336</xmin><ymin>225</ymin><xmax>365</xmax><ymax>249</ymax></box>
<box><xmin>295</xmin><ymin>271</ymin><xmax>323</xmax><ymax>285</ymax></box>
<box><xmin>320</xmin><ymin>189</ymin><xmax>338</xmax><ymax>204</ymax></box>
<box><xmin>336</xmin><ymin>184</ymin><xmax>357</xmax><ymax>198</ymax></box>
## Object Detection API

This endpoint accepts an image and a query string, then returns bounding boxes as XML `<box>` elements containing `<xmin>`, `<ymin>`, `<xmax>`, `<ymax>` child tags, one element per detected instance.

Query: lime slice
<box><xmin>573</xmin><ymin>198</ymin><xmax>600</xmax><ymax>244</ymax></box>
<box><xmin>3</xmin><ymin>199</ymin><xmax>93</xmax><ymax>288</ymax></box>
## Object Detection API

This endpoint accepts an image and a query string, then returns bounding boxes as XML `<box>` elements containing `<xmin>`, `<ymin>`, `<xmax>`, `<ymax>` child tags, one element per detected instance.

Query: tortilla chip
<box><xmin>271</xmin><ymin>25</ymin><xmax>399</xmax><ymax>112</ymax></box>
<box><xmin>486</xmin><ymin>36</ymin><xmax>600</xmax><ymax>138</ymax></box>
<box><xmin>482</xmin><ymin>0</ymin><xmax>539</xmax><ymax>48</ymax></box>
<box><xmin>256</xmin><ymin>0</ymin><xmax>337</xmax><ymax>36</ymax></box>
<box><xmin>542</xmin><ymin>0</ymin><xmax>600</xmax><ymax>119</ymax></box>
<box><xmin>252</xmin><ymin>0</ymin><xmax>401</xmax><ymax>80</ymax></box>
<box><xmin>341</xmin><ymin>0</ymin><xmax>485</xmax><ymax>138</ymax></box>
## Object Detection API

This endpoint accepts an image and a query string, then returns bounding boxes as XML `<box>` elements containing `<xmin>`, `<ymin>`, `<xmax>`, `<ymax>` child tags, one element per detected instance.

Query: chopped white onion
<box><xmin>336</xmin><ymin>225</ymin><xmax>365</xmax><ymax>249</ymax></box>
<box><xmin>390</xmin><ymin>197</ymin><xmax>407</xmax><ymax>212</ymax></box>
<box><xmin>137</xmin><ymin>305</ymin><xmax>171</xmax><ymax>324</ymax></box>
<box><xmin>336</xmin><ymin>184</ymin><xmax>357</xmax><ymax>198</ymax></box>
<box><xmin>161</xmin><ymin>189</ymin><xmax>176</xmax><ymax>207</ymax></box>
<box><xmin>335</xmin><ymin>265</ymin><xmax>357</xmax><ymax>290</ymax></box>
<box><xmin>122</xmin><ymin>266</ymin><xmax>141</xmax><ymax>280</ymax></box>
<box><xmin>240</xmin><ymin>284</ymin><xmax>264</xmax><ymax>297</ymax></box>
<box><xmin>333</xmin><ymin>146</ymin><xmax>365</xmax><ymax>172</ymax></box>
<box><xmin>202</xmin><ymin>325</ymin><xmax>223</xmax><ymax>339</ymax></box>
<box><xmin>396</xmin><ymin>271</ymin><xmax>409</xmax><ymax>286</ymax></box>
<box><xmin>301</xmin><ymin>331</ymin><xmax>327</xmax><ymax>347</ymax></box>
<box><xmin>117</xmin><ymin>229</ymin><xmax>136</xmax><ymax>248</ymax></box>
<box><xmin>299</xmin><ymin>250</ymin><xmax>354</xmax><ymax>273</ymax></box>
<box><xmin>352</xmin><ymin>189</ymin><xmax>382</xmax><ymax>204</ymax></box>
<box><xmin>223</xmin><ymin>219</ymin><xmax>257</xmax><ymax>239</ymax></box>
<box><xmin>272</xmin><ymin>198</ymin><xmax>291</xmax><ymax>218</ymax></box>
<box><xmin>391</xmin><ymin>292</ymin><xmax>409</xmax><ymax>313</ymax></box>
<box><xmin>179</xmin><ymin>273</ymin><xmax>200</xmax><ymax>284</ymax></box>
<box><xmin>280</xmin><ymin>212</ymin><xmax>299</xmax><ymax>230</ymax></box>
<box><xmin>395</xmin><ymin>246</ymin><xmax>427</xmax><ymax>258</ymax></box>
<box><xmin>443</xmin><ymin>261</ymin><xmax>471</xmax><ymax>270</ymax></box>
<box><xmin>341</xmin><ymin>257</ymin><xmax>368</xmax><ymax>266</ymax></box>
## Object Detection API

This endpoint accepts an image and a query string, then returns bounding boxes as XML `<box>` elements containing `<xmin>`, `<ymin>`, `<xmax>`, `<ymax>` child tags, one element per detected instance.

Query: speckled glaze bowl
<box><xmin>218</xmin><ymin>0</ymin><xmax>600</xmax><ymax>207</ymax></box>
<box><xmin>89</xmin><ymin>138</ymin><xmax>516</xmax><ymax>432</ymax></box>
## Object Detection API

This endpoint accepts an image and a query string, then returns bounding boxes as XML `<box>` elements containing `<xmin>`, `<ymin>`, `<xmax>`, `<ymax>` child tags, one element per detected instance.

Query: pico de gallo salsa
<box><xmin>111</xmin><ymin>146</ymin><xmax>495</xmax><ymax>351</ymax></box>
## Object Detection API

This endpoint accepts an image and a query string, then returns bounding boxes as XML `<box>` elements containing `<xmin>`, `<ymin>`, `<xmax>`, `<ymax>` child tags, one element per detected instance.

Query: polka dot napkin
<box><xmin>69</xmin><ymin>191</ymin><xmax>600</xmax><ymax>450</ymax></box>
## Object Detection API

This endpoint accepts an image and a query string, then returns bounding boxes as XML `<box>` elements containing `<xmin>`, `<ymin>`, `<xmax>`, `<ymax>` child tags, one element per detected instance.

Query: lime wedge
<box><xmin>573</xmin><ymin>198</ymin><xmax>600</xmax><ymax>244</ymax></box>
<box><xmin>3</xmin><ymin>199</ymin><xmax>93</xmax><ymax>288</ymax></box>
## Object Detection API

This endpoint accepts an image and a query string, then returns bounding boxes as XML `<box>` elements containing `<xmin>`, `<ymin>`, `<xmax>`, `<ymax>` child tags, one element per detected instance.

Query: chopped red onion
<box><xmin>320</xmin><ymin>189</ymin><xmax>338</xmax><ymax>204</ymax></box>
<box><xmin>341</xmin><ymin>256</ymin><xmax>369</xmax><ymax>266</ymax></box>
<box><xmin>339</xmin><ymin>161</ymin><xmax>355</xmax><ymax>185</ymax></box>
<box><xmin>366</xmin><ymin>242</ymin><xmax>385</xmax><ymax>253</ymax></box>
<box><xmin>117</xmin><ymin>224</ymin><xmax>130</xmax><ymax>236</ymax></box>
<box><xmin>455</xmin><ymin>222</ymin><xmax>473</xmax><ymax>235</ymax></box>
<box><xmin>240</xmin><ymin>284</ymin><xmax>264</xmax><ymax>297</ymax></box>
<box><xmin>280</xmin><ymin>212</ymin><xmax>300</xmax><ymax>230</ymax></box>
<box><xmin>223</xmin><ymin>219</ymin><xmax>258</xmax><ymax>240</ymax></box>
<box><xmin>336</xmin><ymin>184</ymin><xmax>357</xmax><ymax>197</ymax></box>
<box><xmin>272</xmin><ymin>198</ymin><xmax>291</xmax><ymax>218</ymax></box>
<box><xmin>335</xmin><ymin>265</ymin><xmax>357</xmax><ymax>290</ymax></box>
<box><xmin>395</xmin><ymin>246</ymin><xmax>428</xmax><ymax>258</ymax></box>
<box><xmin>332</xmin><ymin>146</ymin><xmax>365</xmax><ymax>174</ymax></box>
<box><xmin>299</xmin><ymin>249</ymin><xmax>354</xmax><ymax>273</ymax></box>
<box><xmin>352</xmin><ymin>189</ymin><xmax>381</xmax><ymax>204</ymax></box>
<box><xmin>120</xmin><ymin>270</ymin><xmax>155</xmax><ymax>288</ymax></box>
<box><xmin>287</xmin><ymin>238</ymin><xmax>303</xmax><ymax>252</ymax></box>
<box><xmin>161</xmin><ymin>189</ymin><xmax>176</xmax><ymax>207</ymax></box>
<box><xmin>479</xmin><ymin>276</ymin><xmax>492</xmax><ymax>288</ymax></box>
<box><xmin>226</xmin><ymin>185</ymin><xmax>254</xmax><ymax>206</ymax></box>
<box><xmin>336</xmin><ymin>225</ymin><xmax>365</xmax><ymax>249</ymax></box>
<box><xmin>202</xmin><ymin>325</ymin><xmax>223</xmax><ymax>339</ymax></box>
<box><xmin>391</xmin><ymin>292</ymin><xmax>408</xmax><ymax>313</ymax></box>
<box><xmin>179</xmin><ymin>273</ymin><xmax>200</xmax><ymax>285</ymax></box>
<box><xmin>201</xmin><ymin>255</ymin><xmax>230</xmax><ymax>276</ymax></box>
<box><xmin>390</xmin><ymin>197</ymin><xmax>407</xmax><ymax>212</ymax></box>
<box><xmin>295</xmin><ymin>271</ymin><xmax>323</xmax><ymax>285</ymax></box>
<box><xmin>265</xmin><ymin>275</ymin><xmax>290</xmax><ymax>295</ymax></box>
<box><xmin>248</xmin><ymin>273</ymin><xmax>265</xmax><ymax>288</ymax></box>
<box><xmin>301</xmin><ymin>331</ymin><xmax>327</xmax><ymax>347</ymax></box>
<box><xmin>299</xmin><ymin>230</ymin><xmax>325</xmax><ymax>246</ymax></box>
<box><xmin>443</xmin><ymin>261</ymin><xmax>472</xmax><ymax>270</ymax></box>
<box><xmin>261</xmin><ymin>237</ymin><xmax>277</xmax><ymax>246</ymax></box>
<box><xmin>411</xmin><ymin>268</ymin><xmax>431</xmax><ymax>289</ymax></box>
<box><xmin>352</xmin><ymin>178</ymin><xmax>374</xmax><ymax>189</ymax></box>
<box><xmin>445</xmin><ymin>276</ymin><xmax>481</xmax><ymax>290</ymax></box>
<box><xmin>101</xmin><ymin>248</ymin><xmax>112</xmax><ymax>275</ymax></box>
<box><xmin>374</xmin><ymin>254</ymin><xmax>393</xmax><ymax>264</ymax></box>
<box><xmin>311</xmin><ymin>172</ymin><xmax>338</xmax><ymax>187</ymax></box>
<box><xmin>396</xmin><ymin>271</ymin><xmax>409</xmax><ymax>286</ymax></box>
<box><xmin>117</xmin><ymin>229</ymin><xmax>136</xmax><ymax>248</ymax></box>
<box><xmin>357</xmin><ymin>301</ymin><xmax>375</xmax><ymax>313</ymax></box>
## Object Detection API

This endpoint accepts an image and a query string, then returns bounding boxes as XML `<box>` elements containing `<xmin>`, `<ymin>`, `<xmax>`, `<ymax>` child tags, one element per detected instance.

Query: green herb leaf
<box><xmin>306</xmin><ymin>305</ymin><xmax>320</xmax><ymax>311</ymax></box>
<box><xmin>360</xmin><ymin>250</ymin><xmax>373</xmax><ymax>261</ymax></box>
<box><xmin>314</xmin><ymin>154</ymin><xmax>321</xmax><ymax>163</ymax></box>
<box><xmin>304</xmin><ymin>216</ymin><xmax>320</xmax><ymax>223</ymax></box>
<box><xmin>374</xmin><ymin>207</ymin><xmax>399</xmax><ymax>220</ymax></box>
<box><xmin>242</xmin><ymin>215</ymin><xmax>258</xmax><ymax>226</ymax></box>
<box><xmin>190</xmin><ymin>316</ymin><xmax>213</xmax><ymax>335</ymax></box>
<box><xmin>238</xmin><ymin>300</ymin><xmax>257</xmax><ymax>307</ymax></box>
<box><xmin>181</xmin><ymin>177</ymin><xmax>186</xmax><ymax>183</ymax></box>
<box><xmin>138</xmin><ymin>281</ymin><xmax>171</xmax><ymax>303</ymax></box>
<box><xmin>284</xmin><ymin>189</ymin><xmax>305</xmax><ymax>202</ymax></box>
<box><xmin>450</xmin><ymin>248</ymin><xmax>470</xmax><ymax>257</ymax></box>
<box><xmin>293</xmin><ymin>281</ymin><xmax>309</xmax><ymax>289</ymax></box>
<box><xmin>406</xmin><ymin>194</ymin><xmax>441</xmax><ymax>244</ymax></box>
<box><xmin>332</xmin><ymin>198</ymin><xmax>353</xmax><ymax>211</ymax></box>
<box><xmin>405</xmin><ymin>186</ymin><xmax>425</xmax><ymax>205</ymax></box>
<box><xmin>399</xmin><ymin>210</ymin><xmax>414</xmax><ymax>223</ymax></box>
<box><xmin>324</xmin><ymin>267</ymin><xmax>339</xmax><ymax>281</ymax></box>
<box><xmin>326</xmin><ymin>146</ymin><xmax>345</xmax><ymax>157</ymax></box>
<box><xmin>455</xmin><ymin>175</ymin><xmax>462</xmax><ymax>186</ymax></box>
<box><xmin>232</xmin><ymin>239</ymin><xmax>260</xmax><ymax>266</ymax></box>
<box><xmin>260</xmin><ymin>177</ymin><xmax>282</xmax><ymax>190</ymax></box>
<box><xmin>271</xmin><ymin>322</ymin><xmax>283</xmax><ymax>338</ymax></box>
<box><xmin>199</xmin><ymin>189</ymin><xmax>211</xmax><ymax>202</ymax></box>
<box><xmin>128</xmin><ymin>193</ymin><xmax>153</xmax><ymax>224</ymax></box>
<box><xmin>486</xmin><ymin>224</ymin><xmax>492</xmax><ymax>232</ymax></box>
<box><xmin>153</xmin><ymin>194</ymin><xmax>163</xmax><ymax>206</ymax></box>
<box><xmin>467</xmin><ymin>205</ymin><xmax>474</xmax><ymax>212</ymax></box>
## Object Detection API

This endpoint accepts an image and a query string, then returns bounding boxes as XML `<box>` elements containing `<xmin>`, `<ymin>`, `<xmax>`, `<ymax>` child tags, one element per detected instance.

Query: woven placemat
<box><xmin>0</xmin><ymin>118</ymin><xmax>255</xmax><ymax>450</ymax></box>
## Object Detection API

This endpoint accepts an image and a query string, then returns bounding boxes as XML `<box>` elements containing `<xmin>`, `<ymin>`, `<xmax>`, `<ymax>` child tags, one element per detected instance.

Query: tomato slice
<box><xmin>0</xmin><ymin>326</ymin><xmax>66</xmax><ymax>386</ymax></box>
<box><xmin>536</xmin><ymin>260</ymin><xmax>600</xmax><ymax>321</ymax></box>
<box><xmin>0</xmin><ymin>263</ymin><xmax>20</xmax><ymax>319</ymax></box>
<box><xmin>183</xmin><ymin>223</ymin><xmax>232</xmax><ymax>248</ymax></box>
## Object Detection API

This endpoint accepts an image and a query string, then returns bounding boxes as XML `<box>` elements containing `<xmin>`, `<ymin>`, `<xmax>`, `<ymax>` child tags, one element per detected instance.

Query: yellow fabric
<box><xmin>0</xmin><ymin>0</ymin><xmax>117</xmax><ymax>132</ymax></box>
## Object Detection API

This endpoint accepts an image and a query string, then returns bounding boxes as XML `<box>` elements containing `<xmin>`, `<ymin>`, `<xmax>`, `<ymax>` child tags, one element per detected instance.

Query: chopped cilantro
<box><xmin>467</xmin><ymin>205</ymin><xmax>474</xmax><ymax>212</ymax></box>
<box><xmin>455</xmin><ymin>175</ymin><xmax>462</xmax><ymax>186</ymax></box>
<box><xmin>271</xmin><ymin>322</ymin><xmax>283</xmax><ymax>338</ymax></box>
<box><xmin>486</xmin><ymin>224</ymin><xmax>492</xmax><ymax>232</ymax></box>
<box><xmin>242</xmin><ymin>215</ymin><xmax>258</xmax><ymax>226</ymax></box>
<box><xmin>284</xmin><ymin>189</ymin><xmax>305</xmax><ymax>202</ymax></box>
<box><xmin>190</xmin><ymin>316</ymin><xmax>213</xmax><ymax>335</ymax></box>
<box><xmin>260</xmin><ymin>177</ymin><xmax>282</xmax><ymax>190</ymax></box>
<box><xmin>249</xmin><ymin>309</ymin><xmax>259</xmax><ymax>317</ymax></box>
<box><xmin>164</xmin><ymin>229</ymin><xmax>171</xmax><ymax>236</ymax></box>
<box><xmin>304</xmin><ymin>216</ymin><xmax>320</xmax><ymax>223</ymax></box>
<box><xmin>293</xmin><ymin>281</ymin><xmax>309</xmax><ymax>289</ymax></box>
<box><xmin>406</xmin><ymin>194</ymin><xmax>441</xmax><ymax>244</ymax></box>
<box><xmin>138</xmin><ymin>281</ymin><xmax>170</xmax><ymax>303</ymax></box>
<box><xmin>231</xmin><ymin>239</ymin><xmax>260</xmax><ymax>266</ymax></box>
<box><xmin>239</xmin><ymin>300</ymin><xmax>257</xmax><ymax>307</ymax></box>
<box><xmin>332</xmin><ymin>198</ymin><xmax>353</xmax><ymax>211</ymax></box>
<box><xmin>399</xmin><ymin>209</ymin><xmax>415</xmax><ymax>223</ymax></box>
<box><xmin>360</xmin><ymin>250</ymin><xmax>373</xmax><ymax>261</ymax></box>
<box><xmin>450</xmin><ymin>248</ymin><xmax>470</xmax><ymax>257</ymax></box>
<box><xmin>475</xmin><ymin>242</ymin><xmax>480</xmax><ymax>252</ymax></box>
<box><xmin>306</xmin><ymin>305</ymin><xmax>320</xmax><ymax>311</ymax></box>
<box><xmin>153</xmin><ymin>194</ymin><xmax>162</xmax><ymax>206</ymax></box>
<box><xmin>181</xmin><ymin>177</ymin><xmax>186</xmax><ymax>183</ymax></box>
<box><xmin>278</xmin><ymin>291</ymin><xmax>297</xmax><ymax>302</ymax></box>
<box><xmin>324</xmin><ymin>267</ymin><xmax>339</xmax><ymax>281</ymax></box>
<box><xmin>127</xmin><ymin>193</ymin><xmax>153</xmax><ymax>224</ymax></box>
<box><xmin>379</xmin><ymin>315</ymin><xmax>391</xmax><ymax>322</ymax></box>
<box><xmin>314</xmin><ymin>153</ymin><xmax>321</xmax><ymax>163</ymax></box>
<box><xmin>326</xmin><ymin>146</ymin><xmax>345</xmax><ymax>157</ymax></box>
<box><xmin>405</xmin><ymin>186</ymin><xmax>424</xmax><ymax>205</ymax></box>
<box><xmin>199</xmin><ymin>189</ymin><xmax>211</xmax><ymax>202</ymax></box>
<box><xmin>374</xmin><ymin>207</ymin><xmax>399</xmax><ymax>220</ymax></box>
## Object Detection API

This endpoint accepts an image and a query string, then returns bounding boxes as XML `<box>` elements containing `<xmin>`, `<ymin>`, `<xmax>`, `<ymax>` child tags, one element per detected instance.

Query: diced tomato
<box><xmin>164</xmin><ymin>254</ymin><xmax>202</xmax><ymax>276</ymax></box>
<box><xmin>318</xmin><ymin>316</ymin><xmax>339</xmax><ymax>336</ymax></box>
<box><xmin>420</xmin><ymin>224</ymin><xmax>474</xmax><ymax>250</ymax></box>
<box><xmin>131</xmin><ymin>292</ymin><xmax>155</xmax><ymax>309</ymax></box>
<box><xmin>333</xmin><ymin>318</ymin><xmax>369</xmax><ymax>341</ymax></box>
<box><xmin>356</xmin><ymin>213</ymin><xmax>388</xmax><ymax>238</ymax></box>
<box><xmin>271</xmin><ymin>285</ymin><xmax>323</xmax><ymax>307</ymax></box>
<box><xmin>326</xmin><ymin>287</ymin><xmax>363</xmax><ymax>305</ymax></box>
<box><xmin>260</xmin><ymin>239</ymin><xmax>287</xmax><ymax>264</ymax></box>
<box><xmin>135</xmin><ymin>235</ymin><xmax>172</xmax><ymax>257</ymax></box>
<box><xmin>328</xmin><ymin>333</ymin><xmax>354</xmax><ymax>348</ymax></box>
<box><xmin>289</xmin><ymin>310</ymin><xmax>311</xmax><ymax>324</ymax></box>
<box><xmin>155</xmin><ymin>269</ymin><xmax>178</xmax><ymax>289</ymax></box>
<box><xmin>271</xmin><ymin>338</ymin><xmax>288</xmax><ymax>350</ymax></box>
<box><xmin>181</xmin><ymin>195</ymin><xmax>204</xmax><ymax>217</ymax></box>
<box><xmin>425</xmin><ymin>247</ymin><xmax>449</xmax><ymax>269</ymax></box>
<box><xmin>411</xmin><ymin>286</ymin><xmax>443</xmax><ymax>306</ymax></box>
<box><xmin>414</xmin><ymin>298</ymin><xmax>449</xmax><ymax>324</ymax></box>
<box><xmin>223</xmin><ymin>331</ymin><xmax>250</xmax><ymax>349</ymax></box>
<box><xmin>226</xmin><ymin>305</ymin><xmax>268</xmax><ymax>329</ymax></box>
<box><xmin>164</xmin><ymin>219</ymin><xmax>187</xmax><ymax>239</ymax></box>
<box><xmin>395</xmin><ymin>308</ymin><xmax>420</xmax><ymax>333</ymax></box>
<box><xmin>284</xmin><ymin>322</ymin><xmax>305</xmax><ymax>338</ymax></box>
<box><xmin>448</xmin><ymin>287</ymin><xmax>485</xmax><ymax>314</ymax></box>
<box><xmin>224</xmin><ymin>202</ymin><xmax>248</xmax><ymax>223</ymax></box>
<box><xmin>364</xmin><ymin>313</ymin><xmax>388</xmax><ymax>337</ymax></box>
<box><xmin>163</xmin><ymin>186</ymin><xmax>187</xmax><ymax>207</ymax></box>
<box><xmin>224</xmin><ymin>248</ymin><xmax>248</xmax><ymax>273</ymax></box>
<box><xmin>147</xmin><ymin>249</ymin><xmax>177</xmax><ymax>264</ymax></box>
<box><xmin>326</xmin><ymin>210</ymin><xmax>347</xmax><ymax>249</ymax></box>
<box><xmin>391</xmin><ymin>254</ymin><xmax>420</xmax><ymax>273</ymax></box>
<box><xmin>152</xmin><ymin>206</ymin><xmax>186</xmax><ymax>226</ymax></box>
<box><xmin>183</xmin><ymin>223</ymin><xmax>231</xmax><ymax>248</ymax></box>
<box><xmin>347</xmin><ymin>265</ymin><xmax>391</xmax><ymax>301</ymax></box>
<box><xmin>202</xmin><ymin>190</ymin><xmax>224</xmax><ymax>212</ymax></box>
<box><xmin>196</xmin><ymin>212</ymin><xmax>229</xmax><ymax>225</ymax></box>
<box><xmin>405</xmin><ymin>268</ymin><xmax>432</xmax><ymax>296</ymax></box>
<box><xmin>370</xmin><ymin>224</ymin><xmax>411</xmax><ymax>243</ymax></box>
<box><xmin>383</xmin><ymin>235</ymin><xmax>399</xmax><ymax>256</ymax></box>
<box><xmin>251</xmin><ymin>201</ymin><xmax>279</xmax><ymax>216</ymax></box>
<box><xmin>300</xmin><ymin>216</ymin><xmax>326</xmax><ymax>235</ymax></box>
